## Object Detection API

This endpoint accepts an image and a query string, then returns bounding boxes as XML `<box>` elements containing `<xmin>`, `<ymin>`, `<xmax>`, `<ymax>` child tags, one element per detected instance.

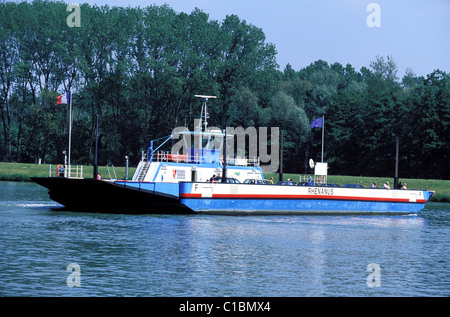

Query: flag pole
<box><xmin>68</xmin><ymin>91</ymin><xmax>72</xmax><ymax>178</ymax></box>
<box><xmin>321</xmin><ymin>116</ymin><xmax>324</xmax><ymax>163</ymax></box>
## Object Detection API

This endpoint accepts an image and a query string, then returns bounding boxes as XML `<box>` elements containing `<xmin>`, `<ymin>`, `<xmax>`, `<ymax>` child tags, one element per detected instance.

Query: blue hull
<box><xmin>179</xmin><ymin>197</ymin><xmax>427</xmax><ymax>215</ymax></box>
<box><xmin>178</xmin><ymin>182</ymin><xmax>434</xmax><ymax>215</ymax></box>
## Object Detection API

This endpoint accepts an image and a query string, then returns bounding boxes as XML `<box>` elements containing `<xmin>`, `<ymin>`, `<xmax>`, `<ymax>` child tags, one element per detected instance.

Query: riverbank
<box><xmin>264</xmin><ymin>173</ymin><xmax>449</xmax><ymax>203</ymax></box>
<box><xmin>0</xmin><ymin>162</ymin><xmax>448</xmax><ymax>202</ymax></box>
<box><xmin>0</xmin><ymin>162</ymin><xmax>136</xmax><ymax>182</ymax></box>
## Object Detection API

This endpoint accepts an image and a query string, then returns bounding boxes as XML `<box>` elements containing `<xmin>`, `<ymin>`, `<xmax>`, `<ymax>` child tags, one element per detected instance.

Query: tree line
<box><xmin>0</xmin><ymin>0</ymin><xmax>449</xmax><ymax>179</ymax></box>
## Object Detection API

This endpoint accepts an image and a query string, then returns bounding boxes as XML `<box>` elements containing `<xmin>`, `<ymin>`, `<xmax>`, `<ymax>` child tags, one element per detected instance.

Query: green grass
<box><xmin>0</xmin><ymin>162</ymin><xmax>136</xmax><ymax>182</ymax></box>
<box><xmin>0</xmin><ymin>163</ymin><xmax>448</xmax><ymax>202</ymax></box>
<box><xmin>264</xmin><ymin>173</ymin><xmax>449</xmax><ymax>203</ymax></box>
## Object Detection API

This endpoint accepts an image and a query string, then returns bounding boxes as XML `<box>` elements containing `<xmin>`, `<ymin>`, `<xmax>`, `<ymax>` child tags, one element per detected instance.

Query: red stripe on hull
<box><xmin>180</xmin><ymin>193</ymin><xmax>426</xmax><ymax>204</ymax></box>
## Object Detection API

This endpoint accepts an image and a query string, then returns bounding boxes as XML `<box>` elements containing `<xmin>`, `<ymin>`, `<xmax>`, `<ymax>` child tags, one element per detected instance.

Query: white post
<box><xmin>68</xmin><ymin>91</ymin><xmax>72</xmax><ymax>178</ymax></box>
<box><xmin>321</xmin><ymin>116</ymin><xmax>325</xmax><ymax>163</ymax></box>
<box><xmin>64</xmin><ymin>151</ymin><xmax>67</xmax><ymax>177</ymax></box>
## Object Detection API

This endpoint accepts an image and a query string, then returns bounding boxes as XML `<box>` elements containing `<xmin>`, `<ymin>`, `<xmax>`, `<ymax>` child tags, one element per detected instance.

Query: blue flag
<box><xmin>310</xmin><ymin>117</ymin><xmax>323</xmax><ymax>128</ymax></box>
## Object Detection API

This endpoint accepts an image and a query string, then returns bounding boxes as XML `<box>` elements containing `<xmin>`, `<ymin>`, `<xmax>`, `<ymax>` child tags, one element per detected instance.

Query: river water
<box><xmin>0</xmin><ymin>181</ymin><xmax>449</xmax><ymax>297</ymax></box>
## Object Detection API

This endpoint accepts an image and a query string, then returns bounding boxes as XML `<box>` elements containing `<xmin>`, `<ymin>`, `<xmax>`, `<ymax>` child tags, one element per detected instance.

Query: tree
<box><xmin>228</xmin><ymin>87</ymin><xmax>259</xmax><ymax>127</ymax></box>
<box><xmin>214</xmin><ymin>14</ymin><xmax>278</xmax><ymax>127</ymax></box>
<box><xmin>269</xmin><ymin>91</ymin><xmax>310</xmax><ymax>172</ymax></box>
<box><xmin>0</xmin><ymin>1</ymin><xmax>18</xmax><ymax>160</ymax></box>
<box><xmin>0</xmin><ymin>1</ymin><xmax>448</xmax><ymax>180</ymax></box>
<box><xmin>409</xmin><ymin>70</ymin><xmax>450</xmax><ymax>178</ymax></box>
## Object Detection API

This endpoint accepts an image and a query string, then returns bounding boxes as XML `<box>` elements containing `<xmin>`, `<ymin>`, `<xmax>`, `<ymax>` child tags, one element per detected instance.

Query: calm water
<box><xmin>0</xmin><ymin>181</ymin><xmax>449</xmax><ymax>297</ymax></box>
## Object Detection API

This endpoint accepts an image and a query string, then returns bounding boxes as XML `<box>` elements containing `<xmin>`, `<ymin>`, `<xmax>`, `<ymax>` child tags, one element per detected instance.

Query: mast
<box><xmin>194</xmin><ymin>95</ymin><xmax>217</xmax><ymax>154</ymax></box>
<box><xmin>194</xmin><ymin>95</ymin><xmax>216</xmax><ymax>132</ymax></box>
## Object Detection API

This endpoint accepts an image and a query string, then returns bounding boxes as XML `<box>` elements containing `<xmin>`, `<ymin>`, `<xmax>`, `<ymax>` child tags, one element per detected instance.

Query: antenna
<box><xmin>195</xmin><ymin>95</ymin><xmax>217</xmax><ymax>132</ymax></box>
<box><xmin>309</xmin><ymin>158</ymin><xmax>315</xmax><ymax>169</ymax></box>
<box><xmin>194</xmin><ymin>95</ymin><xmax>217</xmax><ymax>100</ymax></box>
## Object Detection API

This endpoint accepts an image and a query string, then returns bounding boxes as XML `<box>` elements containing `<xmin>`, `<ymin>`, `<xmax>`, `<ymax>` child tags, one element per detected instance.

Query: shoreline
<box><xmin>0</xmin><ymin>162</ymin><xmax>448</xmax><ymax>202</ymax></box>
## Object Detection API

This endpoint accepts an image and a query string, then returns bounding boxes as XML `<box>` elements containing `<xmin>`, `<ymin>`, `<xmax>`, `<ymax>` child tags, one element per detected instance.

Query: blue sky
<box><xmin>70</xmin><ymin>0</ymin><xmax>449</xmax><ymax>77</ymax></box>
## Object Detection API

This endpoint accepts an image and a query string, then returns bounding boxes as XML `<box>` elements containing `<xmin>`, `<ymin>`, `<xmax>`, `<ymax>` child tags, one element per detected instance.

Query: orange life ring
<box><xmin>318</xmin><ymin>176</ymin><xmax>323</xmax><ymax>184</ymax></box>
<box><xmin>56</xmin><ymin>164</ymin><xmax>63</xmax><ymax>177</ymax></box>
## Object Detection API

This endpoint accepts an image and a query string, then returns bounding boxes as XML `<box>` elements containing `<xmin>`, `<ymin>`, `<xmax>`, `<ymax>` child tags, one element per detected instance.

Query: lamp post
<box><xmin>125</xmin><ymin>156</ymin><xmax>129</xmax><ymax>180</ymax></box>
<box><xmin>93</xmin><ymin>114</ymin><xmax>99</xmax><ymax>180</ymax></box>
<box><xmin>394</xmin><ymin>135</ymin><xmax>399</xmax><ymax>189</ymax></box>
<box><xmin>63</xmin><ymin>150</ymin><xmax>67</xmax><ymax>177</ymax></box>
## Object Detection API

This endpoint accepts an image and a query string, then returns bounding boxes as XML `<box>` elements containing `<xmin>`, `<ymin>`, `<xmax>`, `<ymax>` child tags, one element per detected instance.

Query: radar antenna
<box><xmin>195</xmin><ymin>95</ymin><xmax>217</xmax><ymax>132</ymax></box>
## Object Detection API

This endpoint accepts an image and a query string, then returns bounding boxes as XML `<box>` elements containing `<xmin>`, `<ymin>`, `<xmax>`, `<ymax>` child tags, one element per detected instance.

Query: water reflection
<box><xmin>0</xmin><ymin>182</ymin><xmax>448</xmax><ymax>296</ymax></box>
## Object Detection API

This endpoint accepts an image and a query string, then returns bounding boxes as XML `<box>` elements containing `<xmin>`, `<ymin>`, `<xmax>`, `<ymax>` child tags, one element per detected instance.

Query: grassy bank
<box><xmin>0</xmin><ymin>162</ymin><xmax>136</xmax><ymax>182</ymax></box>
<box><xmin>264</xmin><ymin>173</ymin><xmax>449</xmax><ymax>203</ymax></box>
<box><xmin>0</xmin><ymin>162</ymin><xmax>448</xmax><ymax>202</ymax></box>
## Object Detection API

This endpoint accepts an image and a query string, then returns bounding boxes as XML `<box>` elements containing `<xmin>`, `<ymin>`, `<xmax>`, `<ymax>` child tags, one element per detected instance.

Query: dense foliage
<box><xmin>1</xmin><ymin>1</ymin><xmax>449</xmax><ymax>179</ymax></box>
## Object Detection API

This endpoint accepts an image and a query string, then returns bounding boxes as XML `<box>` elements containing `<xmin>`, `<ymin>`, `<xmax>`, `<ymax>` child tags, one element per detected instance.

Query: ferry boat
<box><xmin>32</xmin><ymin>96</ymin><xmax>435</xmax><ymax>215</ymax></box>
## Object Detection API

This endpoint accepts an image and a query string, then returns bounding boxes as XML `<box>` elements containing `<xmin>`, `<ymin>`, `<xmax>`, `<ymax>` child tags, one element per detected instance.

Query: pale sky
<box><xmin>65</xmin><ymin>0</ymin><xmax>450</xmax><ymax>77</ymax></box>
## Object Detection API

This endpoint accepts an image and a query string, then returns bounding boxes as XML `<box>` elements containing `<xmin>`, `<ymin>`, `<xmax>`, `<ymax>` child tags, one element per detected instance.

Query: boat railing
<box><xmin>48</xmin><ymin>164</ymin><xmax>84</xmax><ymax>179</ymax></box>
<box><xmin>297</xmin><ymin>174</ymin><xmax>328</xmax><ymax>185</ymax></box>
<box><xmin>226</xmin><ymin>156</ymin><xmax>260</xmax><ymax>167</ymax></box>
<box><xmin>150</xmin><ymin>151</ymin><xmax>261</xmax><ymax>167</ymax></box>
<box><xmin>106</xmin><ymin>165</ymin><xmax>118</xmax><ymax>180</ymax></box>
<box><xmin>48</xmin><ymin>164</ymin><xmax>122</xmax><ymax>180</ymax></box>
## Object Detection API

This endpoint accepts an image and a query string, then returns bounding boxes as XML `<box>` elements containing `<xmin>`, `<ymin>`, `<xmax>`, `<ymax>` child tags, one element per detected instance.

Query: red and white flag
<box><xmin>56</xmin><ymin>92</ymin><xmax>70</xmax><ymax>105</ymax></box>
